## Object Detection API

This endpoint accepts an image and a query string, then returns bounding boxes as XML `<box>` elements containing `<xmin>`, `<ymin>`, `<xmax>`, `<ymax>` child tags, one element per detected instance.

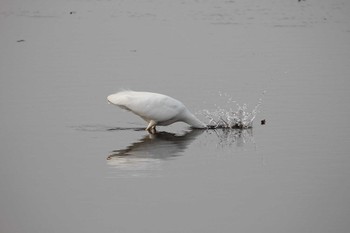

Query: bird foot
<box><xmin>147</xmin><ymin>127</ymin><xmax>157</xmax><ymax>134</ymax></box>
<box><xmin>146</xmin><ymin>120</ymin><xmax>157</xmax><ymax>134</ymax></box>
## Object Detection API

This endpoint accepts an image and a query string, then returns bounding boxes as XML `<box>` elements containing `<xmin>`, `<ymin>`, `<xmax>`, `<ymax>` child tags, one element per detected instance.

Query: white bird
<box><xmin>107</xmin><ymin>90</ymin><xmax>206</xmax><ymax>133</ymax></box>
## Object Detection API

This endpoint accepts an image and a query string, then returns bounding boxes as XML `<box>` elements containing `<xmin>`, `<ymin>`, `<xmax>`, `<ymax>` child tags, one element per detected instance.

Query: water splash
<box><xmin>205</xmin><ymin>128</ymin><xmax>255</xmax><ymax>148</ymax></box>
<box><xmin>199</xmin><ymin>92</ymin><xmax>264</xmax><ymax>129</ymax></box>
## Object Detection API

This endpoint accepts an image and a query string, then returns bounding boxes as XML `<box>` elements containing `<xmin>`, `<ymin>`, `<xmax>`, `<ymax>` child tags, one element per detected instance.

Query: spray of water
<box><xmin>199</xmin><ymin>92</ymin><xmax>264</xmax><ymax>129</ymax></box>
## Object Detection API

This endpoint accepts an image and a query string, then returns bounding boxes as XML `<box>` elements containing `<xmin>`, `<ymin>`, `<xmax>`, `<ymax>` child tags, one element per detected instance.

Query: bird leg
<box><xmin>146</xmin><ymin>120</ymin><xmax>157</xmax><ymax>134</ymax></box>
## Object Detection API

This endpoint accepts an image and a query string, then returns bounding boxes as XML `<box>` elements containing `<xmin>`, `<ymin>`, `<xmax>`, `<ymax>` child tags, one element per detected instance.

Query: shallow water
<box><xmin>1</xmin><ymin>0</ymin><xmax>350</xmax><ymax>233</ymax></box>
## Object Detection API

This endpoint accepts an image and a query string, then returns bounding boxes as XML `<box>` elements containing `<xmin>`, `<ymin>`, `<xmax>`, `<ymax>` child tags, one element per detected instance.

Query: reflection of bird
<box><xmin>107</xmin><ymin>130</ymin><xmax>203</xmax><ymax>169</ymax></box>
<box><xmin>107</xmin><ymin>91</ymin><xmax>206</xmax><ymax>133</ymax></box>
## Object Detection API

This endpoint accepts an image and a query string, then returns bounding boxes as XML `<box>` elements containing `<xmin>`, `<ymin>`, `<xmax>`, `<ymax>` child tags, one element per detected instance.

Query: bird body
<box><xmin>107</xmin><ymin>91</ymin><xmax>206</xmax><ymax>132</ymax></box>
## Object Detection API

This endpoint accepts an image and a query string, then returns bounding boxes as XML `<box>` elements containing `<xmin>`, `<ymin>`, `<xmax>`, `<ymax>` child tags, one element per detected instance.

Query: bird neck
<box><xmin>183</xmin><ymin>111</ymin><xmax>206</xmax><ymax>128</ymax></box>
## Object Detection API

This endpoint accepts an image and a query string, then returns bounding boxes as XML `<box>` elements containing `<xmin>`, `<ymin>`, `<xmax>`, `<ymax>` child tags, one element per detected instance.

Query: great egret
<box><xmin>107</xmin><ymin>91</ymin><xmax>206</xmax><ymax>133</ymax></box>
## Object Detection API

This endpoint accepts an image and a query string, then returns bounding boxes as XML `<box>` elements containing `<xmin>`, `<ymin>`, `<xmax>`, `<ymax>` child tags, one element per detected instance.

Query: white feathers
<box><xmin>107</xmin><ymin>91</ymin><xmax>206</xmax><ymax>132</ymax></box>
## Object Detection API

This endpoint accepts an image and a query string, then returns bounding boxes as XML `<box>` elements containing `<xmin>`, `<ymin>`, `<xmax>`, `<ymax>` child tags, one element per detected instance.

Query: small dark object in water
<box><xmin>261</xmin><ymin>119</ymin><xmax>266</xmax><ymax>125</ymax></box>
<box><xmin>70</xmin><ymin>11</ymin><xmax>76</xmax><ymax>15</ymax></box>
<box><xmin>17</xmin><ymin>40</ymin><xmax>25</xmax><ymax>43</ymax></box>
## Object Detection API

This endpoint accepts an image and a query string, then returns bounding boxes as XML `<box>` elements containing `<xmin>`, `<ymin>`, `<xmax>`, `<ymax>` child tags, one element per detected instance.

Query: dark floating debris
<box><xmin>69</xmin><ymin>11</ymin><xmax>76</xmax><ymax>15</ymax></box>
<box><xmin>261</xmin><ymin>119</ymin><xmax>266</xmax><ymax>125</ymax></box>
<box><xmin>17</xmin><ymin>40</ymin><xmax>25</xmax><ymax>43</ymax></box>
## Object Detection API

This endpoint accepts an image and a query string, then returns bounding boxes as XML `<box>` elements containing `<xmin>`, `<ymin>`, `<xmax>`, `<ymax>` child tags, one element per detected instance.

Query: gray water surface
<box><xmin>1</xmin><ymin>0</ymin><xmax>350</xmax><ymax>233</ymax></box>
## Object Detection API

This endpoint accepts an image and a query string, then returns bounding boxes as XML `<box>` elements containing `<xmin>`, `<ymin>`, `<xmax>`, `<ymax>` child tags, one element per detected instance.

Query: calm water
<box><xmin>1</xmin><ymin>0</ymin><xmax>350</xmax><ymax>232</ymax></box>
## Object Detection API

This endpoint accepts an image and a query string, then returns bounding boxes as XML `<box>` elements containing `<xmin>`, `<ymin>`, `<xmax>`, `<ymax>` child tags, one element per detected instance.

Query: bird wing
<box><xmin>121</xmin><ymin>92</ymin><xmax>185</xmax><ymax>123</ymax></box>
